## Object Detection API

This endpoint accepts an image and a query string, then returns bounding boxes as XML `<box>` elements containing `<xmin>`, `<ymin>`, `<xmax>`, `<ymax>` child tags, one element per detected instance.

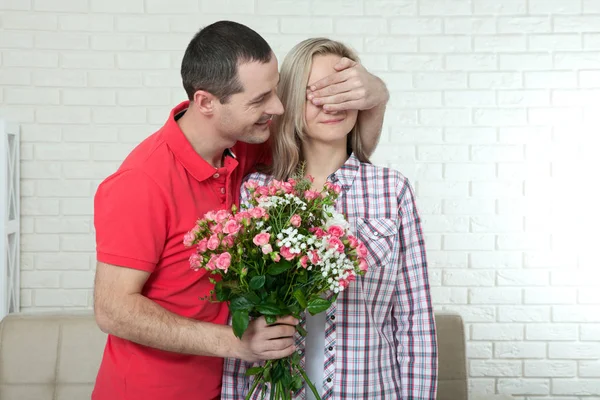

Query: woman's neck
<box><xmin>302</xmin><ymin>140</ymin><xmax>349</xmax><ymax>190</ymax></box>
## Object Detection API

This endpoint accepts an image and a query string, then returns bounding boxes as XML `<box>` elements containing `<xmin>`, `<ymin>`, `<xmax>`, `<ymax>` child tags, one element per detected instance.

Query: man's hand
<box><xmin>307</xmin><ymin>57</ymin><xmax>389</xmax><ymax>113</ymax></box>
<box><xmin>236</xmin><ymin>316</ymin><xmax>298</xmax><ymax>363</ymax></box>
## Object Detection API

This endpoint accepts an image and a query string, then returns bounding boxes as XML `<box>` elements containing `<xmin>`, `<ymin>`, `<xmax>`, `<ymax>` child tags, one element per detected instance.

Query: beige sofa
<box><xmin>0</xmin><ymin>311</ymin><xmax>510</xmax><ymax>400</ymax></box>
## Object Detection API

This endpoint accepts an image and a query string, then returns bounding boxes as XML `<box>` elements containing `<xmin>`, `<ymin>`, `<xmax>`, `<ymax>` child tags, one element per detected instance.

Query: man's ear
<box><xmin>192</xmin><ymin>90</ymin><xmax>217</xmax><ymax>115</ymax></box>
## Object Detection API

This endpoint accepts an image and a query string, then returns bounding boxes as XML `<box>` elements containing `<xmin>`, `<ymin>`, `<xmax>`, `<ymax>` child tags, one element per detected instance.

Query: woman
<box><xmin>222</xmin><ymin>38</ymin><xmax>438</xmax><ymax>399</ymax></box>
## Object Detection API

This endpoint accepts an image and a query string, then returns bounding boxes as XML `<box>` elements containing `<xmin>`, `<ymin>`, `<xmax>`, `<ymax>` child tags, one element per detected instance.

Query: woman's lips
<box><xmin>321</xmin><ymin>118</ymin><xmax>344</xmax><ymax>124</ymax></box>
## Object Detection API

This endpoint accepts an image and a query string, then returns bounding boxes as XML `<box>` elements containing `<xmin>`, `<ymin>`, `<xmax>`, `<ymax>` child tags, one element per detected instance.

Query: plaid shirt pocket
<box><xmin>355</xmin><ymin>217</ymin><xmax>398</xmax><ymax>271</ymax></box>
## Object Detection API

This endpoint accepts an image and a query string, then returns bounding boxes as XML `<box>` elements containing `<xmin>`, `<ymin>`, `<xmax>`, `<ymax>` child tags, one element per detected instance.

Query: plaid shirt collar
<box><xmin>328</xmin><ymin>153</ymin><xmax>361</xmax><ymax>191</ymax></box>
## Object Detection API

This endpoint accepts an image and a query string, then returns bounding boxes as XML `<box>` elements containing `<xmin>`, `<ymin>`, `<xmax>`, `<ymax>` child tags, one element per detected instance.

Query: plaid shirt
<box><xmin>222</xmin><ymin>154</ymin><xmax>438</xmax><ymax>399</ymax></box>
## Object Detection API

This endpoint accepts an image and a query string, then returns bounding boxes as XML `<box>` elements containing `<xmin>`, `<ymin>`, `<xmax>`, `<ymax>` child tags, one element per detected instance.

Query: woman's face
<box><xmin>304</xmin><ymin>54</ymin><xmax>358</xmax><ymax>145</ymax></box>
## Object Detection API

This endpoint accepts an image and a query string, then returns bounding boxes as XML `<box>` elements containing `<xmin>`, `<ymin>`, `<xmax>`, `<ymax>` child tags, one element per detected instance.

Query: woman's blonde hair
<box><xmin>269</xmin><ymin>38</ymin><xmax>370</xmax><ymax>180</ymax></box>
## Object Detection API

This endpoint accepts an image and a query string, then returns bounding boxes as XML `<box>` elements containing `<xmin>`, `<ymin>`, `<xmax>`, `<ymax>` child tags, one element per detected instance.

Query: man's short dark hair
<box><xmin>181</xmin><ymin>20</ymin><xmax>272</xmax><ymax>103</ymax></box>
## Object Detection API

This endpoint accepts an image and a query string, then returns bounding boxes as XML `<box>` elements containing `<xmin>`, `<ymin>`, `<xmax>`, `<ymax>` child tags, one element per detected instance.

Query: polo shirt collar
<box><xmin>163</xmin><ymin>101</ymin><xmax>237</xmax><ymax>182</ymax></box>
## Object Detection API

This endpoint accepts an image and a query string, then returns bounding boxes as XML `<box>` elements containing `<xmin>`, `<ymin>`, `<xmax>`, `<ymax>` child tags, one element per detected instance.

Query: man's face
<box><xmin>215</xmin><ymin>54</ymin><xmax>284</xmax><ymax>145</ymax></box>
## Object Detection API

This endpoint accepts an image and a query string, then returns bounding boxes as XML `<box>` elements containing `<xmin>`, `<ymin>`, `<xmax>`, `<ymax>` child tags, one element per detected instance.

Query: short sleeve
<box><xmin>94</xmin><ymin>169</ymin><xmax>169</xmax><ymax>272</ymax></box>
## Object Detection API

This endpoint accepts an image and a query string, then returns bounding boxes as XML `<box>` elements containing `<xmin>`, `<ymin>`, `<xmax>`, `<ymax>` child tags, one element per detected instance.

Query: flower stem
<box><xmin>296</xmin><ymin>364</ymin><xmax>322</xmax><ymax>400</ymax></box>
<box><xmin>246</xmin><ymin>371</ymin><xmax>263</xmax><ymax>400</ymax></box>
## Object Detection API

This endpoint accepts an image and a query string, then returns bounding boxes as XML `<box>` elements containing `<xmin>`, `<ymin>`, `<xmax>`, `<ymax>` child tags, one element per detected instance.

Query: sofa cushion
<box><xmin>0</xmin><ymin>310</ymin><xmax>469</xmax><ymax>400</ymax></box>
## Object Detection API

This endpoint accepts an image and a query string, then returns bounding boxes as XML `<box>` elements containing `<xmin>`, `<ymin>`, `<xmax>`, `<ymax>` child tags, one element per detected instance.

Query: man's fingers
<box><xmin>323</xmin><ymin>100</ymin><xmax>363</xmax><ymax>112</ymax></box>
<box><xmin>309</xmin><ymin>80</ymin><xmax>356</xmax><ymax>99</ymax></box>
<box><xmin>272</xmin><ymin>315</ymin><xmax>299</xmax><ymax>326</ymax></box>
<box><xmin>309</xmin><ymin>68</ymin><xmax>352</xmax><ymax>91</ymax></box>
<box><xmin>262</xmin><ymin>324</ymin><xmax>296</xmax><ymax>340</ymax></box>
<box><xmin>311</xmin><ymin>90</ymin><xmax>364</xmax><ymax>107</ymax></box>
<box><xmin>258</xmin><ymin>344</ymin><xmax>297</xmax><ymax>361</ymax></box>
<box><xmin>334</xmin><ymin>57</ymin><xmax>357</xmax><ymax>71</ymax></box>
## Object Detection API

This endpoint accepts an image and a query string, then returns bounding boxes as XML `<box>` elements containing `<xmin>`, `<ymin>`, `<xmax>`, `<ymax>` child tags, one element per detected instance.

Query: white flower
<box><xmin>322</xmin><ymin>205</ymin><xmax>350</xmax><ymax>230</ymax></box>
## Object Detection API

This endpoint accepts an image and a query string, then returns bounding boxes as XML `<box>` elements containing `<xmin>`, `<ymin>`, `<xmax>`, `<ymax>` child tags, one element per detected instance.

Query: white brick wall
<box><xmin>1</xmin><ymin>0</ymin><xmax>599</xmax><ymax>398</ymax></box>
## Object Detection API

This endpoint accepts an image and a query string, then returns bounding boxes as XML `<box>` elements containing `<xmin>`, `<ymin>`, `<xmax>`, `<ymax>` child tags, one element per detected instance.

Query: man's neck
<box><xmin>176</xmin><ymin>107</ymin><xmax>233</xmax><ymax>168</ymax></box>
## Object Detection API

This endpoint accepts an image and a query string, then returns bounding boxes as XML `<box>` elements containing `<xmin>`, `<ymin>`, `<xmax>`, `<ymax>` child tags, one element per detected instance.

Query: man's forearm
<box><xmin>359</xmin><ymin>80</ymin><xmax>389</xmax><ymax>157</ymax></box>
<box><xmin>96</xmin><ymin>293</ymin><xmax>239</xmax><ymax>358</ymax></box>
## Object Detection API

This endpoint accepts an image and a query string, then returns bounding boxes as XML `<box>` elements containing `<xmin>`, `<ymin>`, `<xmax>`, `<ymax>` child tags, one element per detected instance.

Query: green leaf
<box><xmin>215</xmin><ymin>287</ymin><xmax>230</xmax><ymax>302</ymax></box>
<box><xmin>291</xmin><ymin>375</ymin><xmax>303</xmax><ymax>391</ymax></box>
<box><xmin>249</xmin><ymin>275</ymin><xmax>266</xmax><ymax>290</ymax></box>
<box><xmin>232</xmin><ymin>310</ymin><xmax>249</xmax><ymax>338</ymax></box>
<box><xmin>267</xmin><ymin>260</ymin><xmax>294</xmax><ymax>275</ymax></box>
<box><xmin>245</xmin><ymin>367</ymin><xmax>263</xmax><ymax>376</ymax></box>
<box><xmin>229</xmin><ymin>296</ymin><xmax>254</xmax><ymax>312</ymax></box>
<box><xmin>307</xmin><ymin>298</ymin><xmax>332</xmax><ymax>315</ymax></box>
<box><xmin>271</xmin><ymin>363</ymin><xmax>284</xmax><ymax>382</ymax></box>
<box><xmin>296</xmin><ymin>324</ymin><xmax>307</xmax><ymax>337</ymax></box>
<box><xmin>245</xmin><ymin>291</ymin><xmax>262</xmax><ymax>305</ymax></box>
<box><xmin>297</xmin><ymin>269</ymin><xmax>308</xmax><ymax>284</ymax></box>
<box><xmin>291</xmin><ymin>350</ymin><xmax>301</xmax><ymax>364</ymax></box>
<box><xmin>265</xmin><ymin>315</ymin><xmax>277</xmax><ymax>324</ymax></box>
<box><xmin>256</xmin><ymin>304</ymin><xmax>283</xmax><ymax>316</ymax></box>
<box><xmin>292</xmin><ymin>289</ymin><xmax>307</xmax><ymax>309</ymax></box>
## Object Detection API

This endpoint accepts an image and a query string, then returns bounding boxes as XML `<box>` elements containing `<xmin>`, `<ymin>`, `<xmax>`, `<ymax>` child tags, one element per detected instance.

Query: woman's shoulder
<box><xmin>358</xmin><ymin>161</ymin><xmax>411</xmax><ymax>190</ymax></box>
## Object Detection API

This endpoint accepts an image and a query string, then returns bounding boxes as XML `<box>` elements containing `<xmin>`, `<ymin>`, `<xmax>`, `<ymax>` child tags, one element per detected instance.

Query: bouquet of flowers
<box><xmin>184</xmin><ymin>174</ymin><xmax>368</xmax><ymax>400</ymax></box>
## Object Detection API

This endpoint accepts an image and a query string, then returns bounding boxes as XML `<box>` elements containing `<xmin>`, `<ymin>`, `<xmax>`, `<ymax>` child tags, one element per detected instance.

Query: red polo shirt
<box><xmin>92</xmin><ymin>101</ymin><xmax>270</xmax><ymax>400</ymax></box>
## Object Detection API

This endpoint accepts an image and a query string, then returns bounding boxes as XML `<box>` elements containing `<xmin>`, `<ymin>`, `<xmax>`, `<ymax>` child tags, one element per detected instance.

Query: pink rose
<box><xmin>215</xmin><ymin>210</ymin><xmax>230</xmax><ymax>223</ymax></box>
<box><xmin>325</xmin><ymin>182</ymin><xmax>342</xmax><ymax>194</ymax></box>
<box><xmin>290</xmin><ymin>214</ymin><xmax>302</xmax><ymax>227</ymax></box>
<box><xmin>304</xmin><ymin>190</ymin><xmax>320</xmax><ymax>200</ymax></box>
<box><xmin>223</xmin><ymin>220</ymin><xmax>242</xmax><ymax>235</ymax></box>
<box><xmin>339</xmin><ymin>273</ymin><xmax>356</xmax><ymax>289</ymax></box>
<box><xmin>222</xmin><ymin>235</ymin><xmax>235</xmax><ymax>248</ymax></box>
<box><xmin>197</xmin><ymin>238</ymin><xmax>208</xmax><ymax>253</ymax></box>
<box><xmin>308</xmin><ymin>250</ymin><xmax>320</xmax><ymax>264</ymax></box>
<box><xmin>183</xmin><ymin>231</ymin><xmax>196</xmax><ymax>247</ymax></box>
<box><xmin>235</xmin><ymin>211</ymin><xmax>251</xmax><ymax>224</ymax></box>
<box><xmin>327</xmin><ymin>225</ymin><xmax>344</xmax><ymax>238</ymax></box>
<box><xmin>299</xmin><ymin>255</ymin><xmax>309</xmax><ymax>269</ymax></box>
<box><xmin>249</xmin><ymin>207</ymin><xmax>266</xmax><ymax>219</ymax></box>
<box><xmin>272</xmin><ymin>253</ymin><xmax>281</xmax><ymax>262</ymax></box>
<box><xmin>356</xmin><ymin>243</ymin><xmax>368</xmax><ymax>258</ymax></box>
<box><xmin>253</xmin><ymin>232</ymin><xmax>271</xmax><ymax>246</ymax></box>
<box><xmin>256</xmin><ymin>186</ymin><xmax>269</xmax><ymax>196</ymax></box>
<box><xmin>358</xmin><ymin>258</ymin><xmax>368</xmax><ymax>272</ymax></box>
<box><xmin>189</xmin><ymin>253</ymin><xmax>202</xmax><ymax>270</ymax></box>
<box><xmin>262</xmin><ymin>244</ymin><xmax>273</xmax><ymax>254</ymax></box>
<box><xmin>281</xmin><ymin>182</ymin><xmax>294</xmax><ymax>194</ymax></box>
<box><xmin>216</xmin><ymin>252</ymin><xmax>231</xmax><ymax>272</ymax></box>
<box><xmin>244</xmin><ymin>180</ymin><xmax>258</xmax><ymax>190</ymax></box>
<box><xmin>207</xmin><ymin>234</ymin><xmax>220</xmax><ymax>251</ymax></box>
<box><xmin>210</xmin><ymin>223</ymin><xmax>223</xmax><ymax>234</ymax></box>
<box><xmin>347</xmin><ymin>235</ymin><xmax>359</xmax><ymax>248</ymax></box>
<box><xmin>309</xmin><ymin>227</ymin><xmax>326</xmax><ymax>239</ymax></box>
<box><xmin>206</xmin><ymin>254</ymin><xmax>219</xmax><ymax>271</ymax></box>
<box><xmin>327</xmin><ymin>237</ymin><xmax>345</xmax><ymax>253</ymax></box>
<box><xmin>204</xmin><ymin>210</ymin><xmax>217</xmax><ymax>221</ymax></box>
<box><xmin>280</xmin><ymin>246</ymin><xmax>296</xmax><ymax>261</ymax></box>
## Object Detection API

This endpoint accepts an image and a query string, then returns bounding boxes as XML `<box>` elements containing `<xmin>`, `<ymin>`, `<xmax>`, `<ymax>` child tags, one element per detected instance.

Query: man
<box><xmin>92</xmin><ymin>21</ymin><xmax>389</xmax><ymax>400</ymax></box>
